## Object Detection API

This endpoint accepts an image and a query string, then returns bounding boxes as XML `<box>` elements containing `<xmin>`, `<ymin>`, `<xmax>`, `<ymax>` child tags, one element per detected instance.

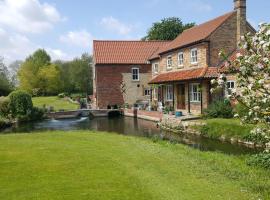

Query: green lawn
<box><xmin>194</xmin><ymin>118</ymin><xmax>254</xmax><ymax>140</ymax></box>
<box><xmin>0</xmin><ymin>131</ymin><xmax>269</xmax><ymax>200</ymax></box>
<box><xmin>32</xmin><ymin>96</ymin><xmax>79</xmax><ymax>111</ymax></box>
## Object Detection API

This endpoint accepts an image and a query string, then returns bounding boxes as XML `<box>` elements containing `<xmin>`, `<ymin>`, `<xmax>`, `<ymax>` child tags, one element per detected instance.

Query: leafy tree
<box><xmin>0</xmin><ymin>57</ymin><xmax>13</xmax><ymax>96</ymax></box>
<box><xmin>18</xmin><ymin>49</ymin><xmax>58</xmax><ymax>95</ymax></box>
<box><xmin>213</xmin><ymin>23</ymin><xmax>270</xmax><ymax>147</ymax></box>
<box><xmin>8</xmin><ymin>60</ymin><xmax>22</xmax><ymax>87</ymax></box>
<box><xmin>37</xmin><ymin>64</ymin><xmax>61</xmax><ymax>95</ymax></box>
<box><xmin>56</xmin><ymin>53</ymin><xmax>93</xmax><ymax>95</ymax></box>
<box><xmin>143</xmin><ymin>17</ymin><xmax>195</xmax><ymax>41</ymax></box>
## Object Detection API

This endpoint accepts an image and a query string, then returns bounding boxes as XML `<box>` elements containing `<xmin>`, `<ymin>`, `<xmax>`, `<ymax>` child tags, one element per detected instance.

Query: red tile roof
<box><xmin>150</xmin><ymin>11</ymin><xmax>236</xmax><ymax>58</ymax></box>
<box><xmin>149</xmin><ymin>67</ymin><xmax>218</xmax><ymax>84</ymax></box>
<box><xmin>93</xmin><ymin>40</ymin><xmax>170</xmax><ymax>64</ymax></box>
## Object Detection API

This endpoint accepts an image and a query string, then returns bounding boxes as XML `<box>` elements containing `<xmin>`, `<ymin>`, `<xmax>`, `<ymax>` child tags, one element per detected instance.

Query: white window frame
<box><xmin>144</xmin><ymin>88</ymin><xmax>151</xmax><ymax>96</ymax></box>
<box><xmin>190</xmin><ymin>48</ymin><xmax>198</xmax><ymax>64</ymax></box>
<box><xmin>178</xmin><ymin>52</ymin><xmax>184</xmax><ymax>67</ymax></box>
<box><xmin>132</xmin><ymin>67</ymin><xmax>139</xmax><ymax>81</ymax></box>
<box><xmin>190</xmin><ymin>83</ymin><xmax>201</xmax><ymax>102</ymax></box>
<box><xmin>226</xmin><ymin>81</ymin><xmax>235</xmax><ymax>95</ymax></box>
<box><xmin>167</xmin><ymin>55</ymin><xmax>173</xmax><ymax>69</ymax></box>
<box><xmin>227</xmin><ymin>81</ymin><xmax>235</xmax><ymax>90</ymax></box>
<box><xmin>153</xmin><ymin>63</ymin><xmax>159</xmax><ymax>74</ymax></box>
<box><xmin>165</xmin><ymin>85</ymin><xmax>173</xmax><ymax>101</ymax></box>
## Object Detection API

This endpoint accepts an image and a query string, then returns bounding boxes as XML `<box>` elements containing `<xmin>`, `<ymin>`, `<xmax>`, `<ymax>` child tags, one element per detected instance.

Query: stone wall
<box><xmin>209</xmin><ymin>13</ymin><xmax>237</xmax><ymax>67</ymax></box>
<box><xmin>154</xmin><ymin>43</ymin><xmax>209</xmax><ymax>74</ymax></box>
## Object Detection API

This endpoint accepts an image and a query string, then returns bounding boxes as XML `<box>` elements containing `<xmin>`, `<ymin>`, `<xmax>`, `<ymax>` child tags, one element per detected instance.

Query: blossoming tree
<box><xmin>212</xmin><ymin>23</ymin><xmax>270</xmax><ymax>150</ymax></box>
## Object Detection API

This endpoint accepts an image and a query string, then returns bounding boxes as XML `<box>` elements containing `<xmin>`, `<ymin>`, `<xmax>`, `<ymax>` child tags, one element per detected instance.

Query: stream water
<box><xmin>2</xmin><ymin>116</ymin><xmax>261</xmax><ymax>155</ymax></box>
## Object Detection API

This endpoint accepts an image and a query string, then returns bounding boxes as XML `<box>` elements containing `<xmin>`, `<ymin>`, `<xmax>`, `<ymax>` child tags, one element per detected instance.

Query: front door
<box><xmin>177</xmin><ymin>84</ymin><xmax>185</xmax><ymax>109</ymax></box>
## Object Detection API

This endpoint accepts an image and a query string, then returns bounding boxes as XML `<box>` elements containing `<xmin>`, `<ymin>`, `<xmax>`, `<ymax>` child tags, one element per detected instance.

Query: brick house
<box><xmin>93</xmin><ymin>41</ymin><xmax>169</xmax><ymax>108</ymax></box>
<box><xmin>148</xmin><ymin>0</ymin><xmax>255</xmax><ymax>114</ymax></box>
<box><xmin>93</xmin><ymin>0</ymin><xmax>255</xmax><ymax>113</ymax></box>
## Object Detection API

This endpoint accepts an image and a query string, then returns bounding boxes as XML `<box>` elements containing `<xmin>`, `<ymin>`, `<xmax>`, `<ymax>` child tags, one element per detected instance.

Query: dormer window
<box><xmin>191</xmin><ymin>48</ymin><xmax>198</xmax><ymax>64</ymax></box>
<box><xmin>178</xmin><ymin>52</ymin><xmax>184</xmax><ymax>67</ymax></box>
<box><xmin>167</xmin><ymin>55</ymin><xmax>173</xmax><ymax>69</ymax></box>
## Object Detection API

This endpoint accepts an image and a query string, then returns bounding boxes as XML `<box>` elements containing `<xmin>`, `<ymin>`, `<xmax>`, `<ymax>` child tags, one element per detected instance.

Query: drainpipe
<box><xmin>187</xmin><ymin>82</ymin><xmax>191</xmax><ymax>114</ymax></box>
<box><xmin>172</xmin><ymin>83</ymin><xmax>175</xmax><ymax>111</ymax></box>
<box><xmin>200</xmin><ymin>79</ymin><xmax>203</xmax><ymax>114</ymax></box>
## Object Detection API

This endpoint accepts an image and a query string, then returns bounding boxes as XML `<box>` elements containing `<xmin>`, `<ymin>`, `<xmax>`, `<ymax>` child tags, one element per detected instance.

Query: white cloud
<box><xmin>60</xmin><ymin>30</ymin><xmax>93</xmax><ymax>48</ymax></box>
<box><xmin>46</xmin><ymin>48</ymin><xmax>69</xmax><ymax>61</ymax></box>
<box><xmin>100</xmin><ymin>16</ymin><xmax>133</xmax><ymax>35</ymax></box>
<box><xmin>0</xmin><ymin>28</ymin><xmax>37</xmax><ymax>64</ymax></box>
<box><xmin>0</xmin><ymin>0</ymin><xmax>63</xmax><ymax>34</ymax></box>
<box><xmin>0</xmin><ymin>27</ymin><xmax>72</xmax><ymax>64</ymax></box>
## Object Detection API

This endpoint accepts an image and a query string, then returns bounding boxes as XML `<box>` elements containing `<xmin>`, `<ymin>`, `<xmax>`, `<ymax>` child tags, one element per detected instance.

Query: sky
<box><xmin>0</xmin><ymin>0</ymin><xmax>269</xmax><ymax>65</ymax></box>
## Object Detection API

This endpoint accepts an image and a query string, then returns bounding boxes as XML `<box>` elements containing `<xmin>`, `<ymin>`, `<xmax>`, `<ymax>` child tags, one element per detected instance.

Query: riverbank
<box><xmin>159</xmin><ymin>116</ymin><xmax>265</xmax><ymax>148</ymax></box>
<box><xmin>0</xmin><ymin>131</ymin><xmax>269</xmax><ymax>199</ymax></box>
<box><xmin>32</xmin><ymin>96</ymin><xmax>79</xmax><ymax>111</ymax></box>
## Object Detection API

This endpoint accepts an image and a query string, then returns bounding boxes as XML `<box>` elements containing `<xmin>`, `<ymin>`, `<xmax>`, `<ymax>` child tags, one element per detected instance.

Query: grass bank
<box><xmin>32</xmin><ymin>96</ymin><xmax>79</xmax><ymax>111</ymax></box>
<box><xmin>0</xmin><ymin>131</ymin><xmax>269</xmax><ymax>200</ymax></box>
<box><xmin>193</xmin><ymin>118</ymin><xmax>254</xmax><ymax>140</ymax></box>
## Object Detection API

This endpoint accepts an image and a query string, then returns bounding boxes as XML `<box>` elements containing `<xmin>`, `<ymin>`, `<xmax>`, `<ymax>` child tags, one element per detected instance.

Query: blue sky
<box><xmin>0</xmin><ymin>0</ymin><xmax>269</xmax><ymax>64</ymax></box>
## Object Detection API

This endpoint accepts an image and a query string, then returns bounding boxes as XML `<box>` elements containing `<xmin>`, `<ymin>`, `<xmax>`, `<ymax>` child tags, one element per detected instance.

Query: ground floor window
<box><xmin>144</xmin><ymin>88</ymin><xmax>151</xmax><ymax>96</ymax></box>
<box><xmin>190</xmin><ymin>83</ymin><xmax>201</xmax><ymax>102</ymax></box>
<box><xmin>166</xmin><ymin>85</ymin><xmax>173</xmax><ymax>101</ymax></box>
<box><xmin>227</xmin><ymin>81</ymin><xmax>235</xmax><ymax>95</ymax></box>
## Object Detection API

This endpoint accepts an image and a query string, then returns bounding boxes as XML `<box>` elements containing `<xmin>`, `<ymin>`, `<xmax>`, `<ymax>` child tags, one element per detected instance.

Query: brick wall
<box><xmin>95</xmin><ymin>64</ymin><xmax>151</xmax><ymax>109</ymax></box>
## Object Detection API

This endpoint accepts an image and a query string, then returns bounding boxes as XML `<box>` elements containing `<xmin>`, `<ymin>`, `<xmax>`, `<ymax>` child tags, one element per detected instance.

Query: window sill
<box><xmin>132</xmin><ymin>80</ymin><xmax>140</xmax><ymax>82</ymax></box>
<box><xmin>177</xmin><ymin>65</ymin><xmax>184</xmax><ymax>69</ymax></box>
<box><xmin>190</xmin><ymin>62</ymin><xmax>198</xmax><ymax>66</ymax></box>
<box><xmin>166</xmin><ymin>68</ymin><xmax>173</xmax><ymax>71</ymax></box>
<box><xmin>190</xmin><ymin>101</ymin><xmax>201</xmax><ymax>104</ymax></box>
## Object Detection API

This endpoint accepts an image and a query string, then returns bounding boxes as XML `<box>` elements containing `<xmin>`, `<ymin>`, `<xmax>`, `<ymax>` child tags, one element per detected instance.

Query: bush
<box><xmin>8</xmin><ymin>90</ymin><xmax>33</xmax><ymax>118</ymax></box>
<box><xmin>203</xmin><ymin>99</ymin><xmax>234</xmax><ymax>119</ymax></box>
<box><xmin>247</xmin><ymin>152</ymin><xmax>270</xmax><ymax>169</ymax></box>
<box><xmin>29</xmin><ymin>107</ymin><xmax>45</xmax><ymax>121</ymax></box>
<box><xmin>0</xmin><ymin>117</ymin><xmax>11</xmax><ymax>129</ymax></box>
<box><xmin>0</xmin><ymin>97</ymin><xmax>10</xmax><ymax>118</ymax></box>
<box><xmin>234</xmin><ymin>103</ymin><xmax>249</xmax><ymax>118</ymax></box>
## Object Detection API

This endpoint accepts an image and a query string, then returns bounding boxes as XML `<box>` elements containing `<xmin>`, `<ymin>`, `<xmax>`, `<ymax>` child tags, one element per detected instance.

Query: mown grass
<box><xmin>194</xmin><ymin>118</ymin><xmax>254</xmax><ymax>140</ymax></box>
<box><xmin>0</xmin><ymin>131</ymin><xmax>269</xmax><ymax>200</ymax></box>
<box><xmin>32</xmin><ymin>96</ymin><xmax>79</xmax><ymax>111</ymax></box>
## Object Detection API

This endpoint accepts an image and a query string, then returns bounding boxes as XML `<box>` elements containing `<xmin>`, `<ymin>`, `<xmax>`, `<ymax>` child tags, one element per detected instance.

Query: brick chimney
<box><xmin>234</xmin><ymin>0</ymin><xmax>247</xmax><ymax>45</ymax></box>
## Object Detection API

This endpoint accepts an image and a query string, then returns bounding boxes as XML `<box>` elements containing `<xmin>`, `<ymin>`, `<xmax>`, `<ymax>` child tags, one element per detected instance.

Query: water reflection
<box><xmin>2</xmin><ymin>116</ymin><xmax>261</xmax><ymax>155</ymax></box>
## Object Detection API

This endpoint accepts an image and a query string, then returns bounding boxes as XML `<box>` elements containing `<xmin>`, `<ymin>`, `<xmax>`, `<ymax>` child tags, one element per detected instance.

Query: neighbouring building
<box><xmin>93</xmin><ymin>41</ymin><xmax>170</xmax><ymax>108</ymax></box>
<box><xmin>93</xmin><ymin>0</ymin><xmax>255</xmax><ymax>113</ymax></box>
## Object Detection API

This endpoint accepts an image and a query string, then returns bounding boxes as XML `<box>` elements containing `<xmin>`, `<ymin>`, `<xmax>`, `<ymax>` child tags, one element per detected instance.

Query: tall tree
<box><xmin>55</xmin><ymin>53</ymin><xmax>93</xmax><ymax>95</ymax></box>
<box><xmin>143</xmin><ymin>17</ymin><xmax>195</xmax><ymax>41</ymax></box>
<box><xmin>18</xmin><ymin>49</ymin><xmax>58</xmax><ymax>95</ymax></box>
<box><xmin>0</xmin><ymin>57</ymin><xmax>13</xmax><ymax>96</ymax></box>
<box><xmin>8</xmin><ymin>60</ymin><xmax>22</xmax><ymax>87</ymax></box>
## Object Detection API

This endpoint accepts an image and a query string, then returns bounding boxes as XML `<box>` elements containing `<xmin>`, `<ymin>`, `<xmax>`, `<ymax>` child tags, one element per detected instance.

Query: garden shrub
<box><xmin>203</xmin><ymin>99</ymin><xmax>234</xmax><ymax>119</ymax></box>
<box><xmin>0</xmin><ymin>97</ymin><xmax>10</xmax><ymax>118</ymax></box>
<box><xmin>16</xmin><ymin>107</ymin><xmax>45</xmax><ymax>122</ymax></box>
<box><xmin>234</xmin><ymin>103</ymin><xmax>249</xmax><ymax>118</ymax></box>
<box><xmin>8</xmin><ymin>90</ymin><xmax>33</xmax><ymax>118</ymax></box>
<box><xmin>247</xmin><ymin>151</ymin><xmax>270</xmax><ymax>169</ymax></box>
<box><xmin>0</xmin><ymin>117</ymin><xmax>10</xmax><ymax>129</ymax></box>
